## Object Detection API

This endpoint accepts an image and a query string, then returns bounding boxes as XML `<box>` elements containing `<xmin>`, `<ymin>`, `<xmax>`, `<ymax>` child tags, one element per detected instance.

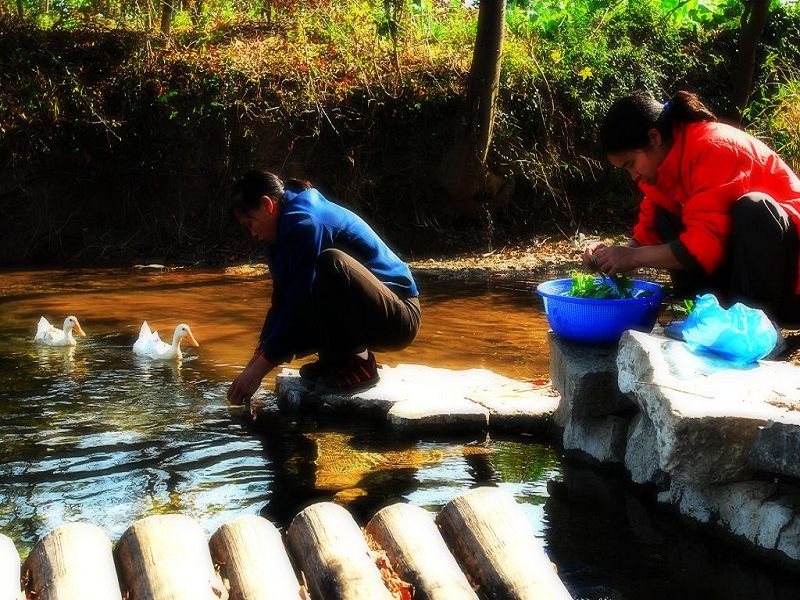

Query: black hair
<box><xmin>599</xmin><ymin>90</ymin><xmax>717</xmax><ymax>154</ymax></box>
<box><xmin>230</xmin><ymin>170</ymin><xmax>313</xmax><ymax>215</ymax></box>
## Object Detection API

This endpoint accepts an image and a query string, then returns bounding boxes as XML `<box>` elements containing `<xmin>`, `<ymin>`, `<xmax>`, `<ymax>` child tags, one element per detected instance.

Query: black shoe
<box><xmin>318</xmin><ymin>352</ymin><xmax>380</xmax><ymax>393</ymax></box>
<box><xmin>299</xmin><ymin>357</ymin><xmax>333</xmax><ymax>382</ymax></box>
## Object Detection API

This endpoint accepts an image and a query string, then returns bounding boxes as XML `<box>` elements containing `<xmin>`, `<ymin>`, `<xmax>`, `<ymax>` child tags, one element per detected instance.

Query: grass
<box><xmin>2</xmin><ymin>0</ymin><xmax>800</xmax><ymax>262</ymax></box>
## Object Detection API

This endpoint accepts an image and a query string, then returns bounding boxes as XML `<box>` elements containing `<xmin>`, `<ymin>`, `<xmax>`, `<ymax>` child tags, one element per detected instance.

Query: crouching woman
<box><xmin>587</xmin><ymin>90</ymin><xmax>800</xmax><ymax>325</ymax></box>
<box><xmin>227</xmin><ymin>170</ymin><xmax>421</xmax><ymax>404</ymax></box>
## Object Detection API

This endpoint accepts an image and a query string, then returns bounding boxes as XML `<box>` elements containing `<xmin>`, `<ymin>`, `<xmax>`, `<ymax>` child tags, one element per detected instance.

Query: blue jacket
<box><xmin>258</xmin><ymin>188</ymin><xmax>418</xmax><ymax>362</ymax></box>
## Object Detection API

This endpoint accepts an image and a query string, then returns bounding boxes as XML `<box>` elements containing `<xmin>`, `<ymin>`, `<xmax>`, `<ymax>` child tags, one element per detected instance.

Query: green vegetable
<box><xmin>565</xmin><ymin>270</ymin><xmax>640</xmax><ymax>299</ymax></box>
<box><xmin>669</xmin><ymin>297</ymin><xmax>696</xmax><ymax>317</ymax></box>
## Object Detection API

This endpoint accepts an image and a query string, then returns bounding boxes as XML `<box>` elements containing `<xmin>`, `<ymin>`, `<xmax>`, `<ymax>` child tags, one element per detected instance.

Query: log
<box><xmin>209</xmin><ymin>514</ymin><xmax>299</xmax><ymax>600</ymax></box>
<box><xmin>23</xmin><ymin>522</ymin><xmax>121</xmax><ymax>600</ymax></box>
<box><xmin>436</xmin><ymin>487</ymin><xmax>572</xmax><ymax>600</ymax></box>
<box><xmin>365</xmin><ymin>503</ymin><xmax>478</xmax><ymax>600</ymax></box>
<box><xmin>287</xmin><ymin>502</ymin><xmax>392</xmax><ymax>600</ymax></box>
<box><xmin>0</xmin><ymin>534</ymin><xmax>21</xmax><ymax>600</ymax></box>
<box><xmin>116</xmin><ymin>514</ymin><xmax>226</xmax><ymax>600</ymax></box>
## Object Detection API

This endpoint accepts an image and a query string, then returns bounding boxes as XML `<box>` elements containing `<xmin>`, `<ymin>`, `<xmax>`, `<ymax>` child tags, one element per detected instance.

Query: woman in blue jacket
<box><xmin>226</xmin><ymin>170</ymin><xmax>421</xmax><ymax>403</ymax></box>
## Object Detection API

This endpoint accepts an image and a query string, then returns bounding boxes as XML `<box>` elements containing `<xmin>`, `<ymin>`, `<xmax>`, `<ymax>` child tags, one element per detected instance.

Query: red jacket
<box><xmin>633</xmin><ymin>121</ymin><xmax>800</xmax><ymax>293</ymax></box>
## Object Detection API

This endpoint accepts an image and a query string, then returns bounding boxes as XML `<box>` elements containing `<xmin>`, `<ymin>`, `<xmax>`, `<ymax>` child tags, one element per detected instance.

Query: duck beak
<box><xmin>187</xmin><ymin>332</ymin><xmax>200</xmax><ymax>347</ymax></box>
<box><xmin>74</xmin><ymin>323</ymin><xmax>87</xmax><ymax>337</ymax></box>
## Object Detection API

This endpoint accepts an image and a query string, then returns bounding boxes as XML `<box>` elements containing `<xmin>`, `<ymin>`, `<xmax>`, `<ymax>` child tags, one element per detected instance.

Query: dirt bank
<box><xmin>406</xmin><ymin>233</ymin><xmax>800</xmax><ymax>364</ymax></box>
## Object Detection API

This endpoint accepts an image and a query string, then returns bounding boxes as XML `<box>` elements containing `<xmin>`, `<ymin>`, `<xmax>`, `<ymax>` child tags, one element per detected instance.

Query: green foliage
<box><xmin>566</xmin><ymin>270</ymin><xmax>635</xmax><ymax>299</ymax></box>
<box><xmin>4</xmin><ymin>0</ymin><xmax>800</xmax><ymax>262</ymax></box>
<box><xmin>741</xmin><ymin>3</ymin><xmax>800</xmax><ymax>172</ymax></box>
<box><xmin>745</xmin><ymin>78</ymin><xmax>800</xmax><ymax>172</ymax></box>
<box><xmin>663</xmin><ymin>295</ymin><xmax>696</xmax><ymax>319</ymax></box>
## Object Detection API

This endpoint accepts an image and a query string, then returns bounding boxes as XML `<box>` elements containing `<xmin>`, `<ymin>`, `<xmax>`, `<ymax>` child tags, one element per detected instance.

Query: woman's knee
<box><xmin>731</xmin><ymin>193</ymin><xmax>787</xmax><ymax>231</ymax></box>
<box><xmin>316</xmin><ymin>248</ymin><xmax>347</xmax><ymax>269</ymax></box>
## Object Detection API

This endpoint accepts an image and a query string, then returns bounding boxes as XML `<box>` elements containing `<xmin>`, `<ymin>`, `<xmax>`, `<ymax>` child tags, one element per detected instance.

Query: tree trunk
<box><xmin>160</xmin><ymin>0</ymin><xmax>173</xmax><ymax>37</ymax></box>
<box><xmin>384</xmin><ymin>0</ymin><xmax>403</xmax><ymax>80</ymax></box>
<box><xmin>263</xmin><ymin>0</ymin><xmax>271</xmax><ymax>25</ymax></box>
<box><xmin>466</xmin><ymin>0</ymin><xmax>505</xmax><ymax>166</ymax></box>
<box><xmin>437</xmin><ymin>0</ymin><xmax>509</xmax><ymax>224</ymax></box>
<box><xmin>16</xmin><ymin>0</ymin><xmax>24</xmax><ymax>19</ymax></box>
<box><xmin>734</xmin><ymin>0</ymin><xmax>771</xmax><ymax>118</ymax></box>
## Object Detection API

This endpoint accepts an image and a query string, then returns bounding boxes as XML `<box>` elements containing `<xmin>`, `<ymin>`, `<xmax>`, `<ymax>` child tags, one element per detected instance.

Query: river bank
<box><xmin>4</xmin><ymin>5</ymin><xmax>800</xmax><ymax>265</ymax></box>
<box><xmin>219</xmin><ymin>231</ymin><xmax>800</xmax><ymax>364</ymax></box>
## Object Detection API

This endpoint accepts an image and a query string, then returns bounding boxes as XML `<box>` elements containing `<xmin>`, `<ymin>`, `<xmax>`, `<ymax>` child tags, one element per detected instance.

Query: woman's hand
<box><xmin>592</xmin><ymin>245</ymin><xmax>639</xmax><ymax>276</ymax></box>
<box><xmin>583</xmin><ymin>242</ymin><xmax>608</xmax><ymax>269</ymax></box>
<box><xmin>227</xmin><ymin>353</ymin><xmax>274</xmax><ymax>405</ymax></box>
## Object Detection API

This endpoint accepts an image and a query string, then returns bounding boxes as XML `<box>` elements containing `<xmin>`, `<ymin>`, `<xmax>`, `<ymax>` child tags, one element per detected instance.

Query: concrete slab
<box><xmin>624</xmin><ymin>412</ymin><xmax>666</xmax><ymax>486</ymax></box>
<box><xmin>659</xmin><ymin>480</ymin><xmax>800</xmax><ymax>562</ymax></box>
<box><xmin>618</xmin><ymin>330</ymin><xmax>800</xmax><ymax>484</ymax></box>
<box><xmin>750</xmin><ymin>421</ymin><xmax>800</xmax><ymax>480</ymax></box>
<box><xmin>273</xmin><ymin>364</ymin><xmax>558</xmax><ymax>435</ymax></box>
<box><xmin>563</xmin><ymin>415</ymin><xmax>629</xmax><ymax>463</ymax></box>
<box><xmin>548</xmin><ymin>333</ymin><xmax>633</xmax><ymax>427</ymax></box>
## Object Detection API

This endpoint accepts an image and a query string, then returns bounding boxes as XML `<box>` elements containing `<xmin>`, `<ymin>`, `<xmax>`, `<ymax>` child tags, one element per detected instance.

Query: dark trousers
<box><xmin>656</xmin><ymin>193</ymin><xmax>800</xmax><ymax>324</ymax></box>
<box><xmin>310</xmin><ymin>248</ymin><xmax>421</xmax><ymax>360</ymax></box>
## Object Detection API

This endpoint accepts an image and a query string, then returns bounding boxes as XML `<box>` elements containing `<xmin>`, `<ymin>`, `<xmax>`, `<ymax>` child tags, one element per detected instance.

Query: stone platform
<box><xmin>549</xmin><ymin>329</ymin><xmax>800</xmax><ymax>565</ymax></box>
<box><xmin>271</xmin><ymin>363</ymin><xmax>559</xmax><ymax>435</ymax></box>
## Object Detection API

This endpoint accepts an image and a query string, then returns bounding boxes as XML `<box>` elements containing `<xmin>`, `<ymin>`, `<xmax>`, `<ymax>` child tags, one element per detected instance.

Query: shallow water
<box><xmin>0</xmin><ymin>267</ymin><xmax>797</xmax><ymax>599</ymax></box>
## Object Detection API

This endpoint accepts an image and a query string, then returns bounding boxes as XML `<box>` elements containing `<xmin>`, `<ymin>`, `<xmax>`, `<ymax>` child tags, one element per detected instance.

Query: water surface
<box><xmin>0</xmin><ymin>267</ymin><xmax>796</xmax><ymax>599</ymax></box>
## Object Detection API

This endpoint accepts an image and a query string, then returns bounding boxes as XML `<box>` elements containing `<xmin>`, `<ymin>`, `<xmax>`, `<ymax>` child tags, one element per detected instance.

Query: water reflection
<box><xmin>545</xmin><ymin>463</ymin><xmax>800</xmax><ymax>600</ymax></box>
<box><xmin>133</xmin><ymin>353</ymin><xmax>184</xmax><ymax>382</ymax></box>
<box><xmin>0</xmin><ymin>267</ymin><xmax>797</xmax><ymax>599</ymax></box>
<box><xmin>0</xmin><ymin>268</ymin><xmax>554</xmax><ymax>557</ymax></box>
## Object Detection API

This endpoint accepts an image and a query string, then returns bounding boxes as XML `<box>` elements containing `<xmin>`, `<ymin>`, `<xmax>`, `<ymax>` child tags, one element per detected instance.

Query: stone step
<box><xmin>617</xmin><ymin>330</ymin><xmax>800</xmax><ymax>484</ymax></box>
<box><xmin>272</xmin><ymin>363</ymin><xmax>559</xmax><ymax>435</ymax></box>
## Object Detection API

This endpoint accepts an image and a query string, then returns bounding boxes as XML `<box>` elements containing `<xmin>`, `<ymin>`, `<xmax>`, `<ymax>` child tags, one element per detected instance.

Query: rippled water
<box><xmin>0</xmin><ymin>268</ymin><xmax>552</xmax><ymax>547</ymax></box>
<box><xmin>0</xmin><ymin>267</ymin><xmax>797</xmax><ymax>599</ymax></box>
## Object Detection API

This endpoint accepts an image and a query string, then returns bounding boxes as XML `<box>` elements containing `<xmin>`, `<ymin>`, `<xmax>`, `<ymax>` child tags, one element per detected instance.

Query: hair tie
<box><xmin>663</xmin><ymin>100</ymin><xmax>671</xmax><ymax>112</ymax></box>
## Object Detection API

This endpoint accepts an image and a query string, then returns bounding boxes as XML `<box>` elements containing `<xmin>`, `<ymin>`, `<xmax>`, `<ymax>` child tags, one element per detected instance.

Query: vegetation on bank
<box><xmin>2</xmin><ymin>0</ymin><xmax>800</xmax><ymax>264</ymax></box>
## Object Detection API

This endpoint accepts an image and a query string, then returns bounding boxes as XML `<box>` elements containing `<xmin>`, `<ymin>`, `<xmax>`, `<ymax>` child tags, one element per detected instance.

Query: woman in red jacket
<box><xmin>586</xmin><ymin>90</ymin><xmax>800</xmax><ymax>325</ymax></box>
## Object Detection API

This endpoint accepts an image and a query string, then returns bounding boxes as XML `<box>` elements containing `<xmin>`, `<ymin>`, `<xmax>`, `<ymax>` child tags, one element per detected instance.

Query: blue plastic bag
<box><xmin>682</xmin><ymin>294</ymin><xmax>778</xmax><ymax>366</ymax></box>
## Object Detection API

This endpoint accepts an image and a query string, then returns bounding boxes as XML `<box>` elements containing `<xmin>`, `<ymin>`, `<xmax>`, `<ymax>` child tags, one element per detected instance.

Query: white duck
<box><xmin>35</xmin><ymin>316</ymin><xmax>86</xmax><ymax>347</ymax></box>
<box><xmin>133</xmin><ymin>321</ymin><xmax>199</xmax><ymax>361</ymax></box>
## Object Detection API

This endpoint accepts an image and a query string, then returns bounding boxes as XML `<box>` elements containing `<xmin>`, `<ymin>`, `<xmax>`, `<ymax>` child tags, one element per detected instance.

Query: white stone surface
<box><xmin>274</xmin><ymin>364</ymin><xmax>558</xmax><ymax>434</ymax></box>
<box><xmin>388</xmin><ymin>399</ymin><xmax>489</xmax><ymax>433</ymax></box>
<box><xmin>617</xmin><ymin>330</ymin><xmax>800</xmax><ymax>484</ymax></box>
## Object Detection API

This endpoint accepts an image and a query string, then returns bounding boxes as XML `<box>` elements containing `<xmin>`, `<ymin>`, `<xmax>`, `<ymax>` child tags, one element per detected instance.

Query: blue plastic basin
<box><xmin>536</xmin><ymin>278</ymin><xmax>664</xmax><ymax>344</ymax></box>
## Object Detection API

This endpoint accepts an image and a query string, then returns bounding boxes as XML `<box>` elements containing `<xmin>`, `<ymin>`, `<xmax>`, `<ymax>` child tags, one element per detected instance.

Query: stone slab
<box><xmin>624</xmin><ymin>412</ymin><xmax>667</xmax><ymax>486</ymax></box>
<box><xmin>750</xmin><ymin>422</ymin><xmax>800</xmax><ymax>480</ymax></box>
<box><xmin>274</xmin><ymin>364</ymin><xmax>558</xmax><ymax>435</ymax></box>
<box><xmin>618</xmin><ymin>330</ymin><xmax>800</xmax><ymax>484</ymax></box>
<box><xmin>659</xmin><ymin>480</ymin><xmax>800</xmax><ymax>562</ymax></box>
<box><xmin>388</xmin><ymin>399</ymin><xmax>489</xmax><ymax>434</ymax></box>
<box><xmin>548</xmin><ymin>333</ymin><xmax>633</xmax><ymax>427</ymax></box>
<box><xmin>562</xmin><ymin>414</ymin><xmax>629</xmax><ymax>463</ymax></box>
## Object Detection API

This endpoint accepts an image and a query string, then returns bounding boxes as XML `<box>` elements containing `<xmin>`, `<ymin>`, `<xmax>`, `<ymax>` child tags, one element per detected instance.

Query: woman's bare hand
<box><xmin>583</xmin><ymin>242</ymin><xmax>607</xmax><ymax>269</ymax></box>
<box><xmin>592</xmin><ymin>245</ymin><xmax>639</xmax><ymax>276</ymax></box>
<box><xmin>227</xmin><ymin>354</ymin><xmax>273</xmax><ymax>405</ymax></box>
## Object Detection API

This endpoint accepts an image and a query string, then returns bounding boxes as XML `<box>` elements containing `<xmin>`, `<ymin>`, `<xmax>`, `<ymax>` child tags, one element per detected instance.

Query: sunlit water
<box><xmin>0</xmin><ymin>267</ymin><xmax>797</xmax><ymax>599</ymax></box>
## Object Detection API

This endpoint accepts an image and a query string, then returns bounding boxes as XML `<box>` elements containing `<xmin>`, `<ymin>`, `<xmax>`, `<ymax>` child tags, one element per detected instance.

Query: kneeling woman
<box><xmin>227</xmin><ymin>171</ymin><xmax>421</xmax><ymax>404</ymax></box>
<box><xmin>587</xmin><ymin>90</ymin><xmax>800</xmax><ymax>325</ymax></box>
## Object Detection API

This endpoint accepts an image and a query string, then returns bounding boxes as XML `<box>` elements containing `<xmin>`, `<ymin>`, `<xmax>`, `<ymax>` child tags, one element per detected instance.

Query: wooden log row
<box><xmin>12</xmin><ymin>487</ymin><xmax>571</xmax><ymax>600</ymax></box>
<box><xmin>20</xmin><ymin>515</ymin><xmax>300</xmax><ymax>600</ymax></box>
<box><xmin>285</xmin><ymin>486</ymin><xmax>572</xmax><ymax>600</ymax></box>
<box><xmin>0</xmin><ymin>534</ymin><xmax>22</xmax><ymax>600</ymax></box>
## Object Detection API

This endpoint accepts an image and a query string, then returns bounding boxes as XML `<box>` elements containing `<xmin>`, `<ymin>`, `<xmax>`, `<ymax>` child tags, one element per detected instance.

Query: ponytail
<box><xmin>665</xmin><ymin>90</ymin><xmax>716</xmax><ymax>126</ymax></box>
<box><xmin>230</xmin><ymin>171</ymin><xmax>314</xmax><ymax>215</ymax></box>
<box><xmin>284</xmin><ymin>178</ymin><xmax>313</xmax><ymax>193</ymax></box>
<box><xmin>600</xmin><ymin>90</ymin><xmax>716</xmax><ymax>154</ymax></box>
